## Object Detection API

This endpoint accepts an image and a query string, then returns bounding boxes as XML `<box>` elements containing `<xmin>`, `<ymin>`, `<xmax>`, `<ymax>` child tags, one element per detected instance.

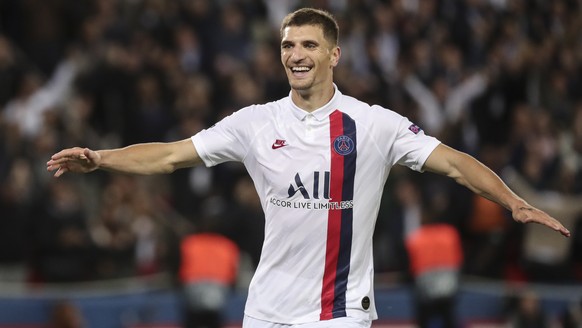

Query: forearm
<box><xmin>451</xmin><ymin>153</ymin><xmax>569</xmax><ymax>236</ymax></box>
<box><xmin>451</xmin><ymin>153</ymin><xmax>526</xmax><ymax>212</ymax></box>
<box><xmin>98</xmin><ymin>140</ymin><xmax>200</xmax><ymax>175</ymax></box>
<box><xmin>424</xmin><ymin>144</ymin><xmax>570</xmax><ymax>236</ymax></box>
<box><xmin>503</xmin><ymin>167</ymin><xmax>582</xmax><ymax>214</ymax></box>
<box><xmin>424</xmin><ymin>145</ymin><xmax>527</xmax><ymax>212</ymax></box>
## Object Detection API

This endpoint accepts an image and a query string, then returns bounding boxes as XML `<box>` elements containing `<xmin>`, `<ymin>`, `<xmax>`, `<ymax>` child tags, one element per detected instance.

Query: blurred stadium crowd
<box><xmin>0</xmin><ymin>0</ymin><xmax>581</xmax><ymax>286</ymax></box>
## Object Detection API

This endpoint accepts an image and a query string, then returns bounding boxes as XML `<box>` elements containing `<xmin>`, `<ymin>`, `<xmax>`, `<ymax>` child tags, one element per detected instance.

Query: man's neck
<box><xmin>291</xmin><ymin>84</ymin><xmax>335</xmax><ymax>113</ymax></box>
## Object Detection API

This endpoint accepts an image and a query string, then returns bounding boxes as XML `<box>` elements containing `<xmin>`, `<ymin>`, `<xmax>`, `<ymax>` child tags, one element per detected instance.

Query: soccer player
<box><xmin>47</xmin><ymin>8</ymin><xmax>569</xmax><ymax>328</ymax></box>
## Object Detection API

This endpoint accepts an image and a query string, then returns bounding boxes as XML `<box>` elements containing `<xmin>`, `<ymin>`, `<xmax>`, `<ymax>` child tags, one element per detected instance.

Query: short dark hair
<box><xmin>280</xmin><ymin>8</ymin><xmax>339</xmax><ymax>46</ymax></box>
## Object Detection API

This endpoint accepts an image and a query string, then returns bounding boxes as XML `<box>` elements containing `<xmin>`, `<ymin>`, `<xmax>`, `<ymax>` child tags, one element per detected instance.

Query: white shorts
<box><xmin>242</xmin><ymin>315</ymin><xmax>372</xmax><ymax>328</ymax></box>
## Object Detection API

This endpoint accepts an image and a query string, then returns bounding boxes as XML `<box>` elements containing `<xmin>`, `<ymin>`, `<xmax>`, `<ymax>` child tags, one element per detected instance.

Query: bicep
<box><xmin>423</xmin><ymin>143</ymin><xmax>495</xmax><ymax>194</ymax></box>
<box><xmin>422</xmin><ymin>143</ymin><xmax>465</xmax><ymax>178</ymax></box>
<box><xmin>169</xmin><ymin>138</ymin><xmax>204</xmax><ymax>170</ymax></box>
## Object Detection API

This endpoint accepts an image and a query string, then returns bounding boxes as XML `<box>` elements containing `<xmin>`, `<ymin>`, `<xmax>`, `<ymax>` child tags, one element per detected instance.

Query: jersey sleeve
<box><xmin>191</xmin><ymin>106</ymin><xmax>256</xmax><ymax>167</ymax></box>
<box><xmin>371</xmin><ymin>105</ymin><xmax>441</xmax><ymax>172</ymax></box>
<box><xmin>394</xmin><ymin>119</ymin><xmax>440</xmax><ymax>172</ymax></box>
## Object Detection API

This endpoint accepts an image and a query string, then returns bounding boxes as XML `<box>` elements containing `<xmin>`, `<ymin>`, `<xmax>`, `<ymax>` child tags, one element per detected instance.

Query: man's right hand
<box><xmin>47</xmin><ymin>147</ymin><xmax>101</xmax><ymax>177</ymax></box>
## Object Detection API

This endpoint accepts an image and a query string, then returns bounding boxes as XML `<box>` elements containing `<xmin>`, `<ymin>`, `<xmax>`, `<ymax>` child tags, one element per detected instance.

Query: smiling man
<box><xmin>47</xmin><ymin>8</ymin><xmax>569</xmax><ymax>328</ymax></box>
<box><xmin>280</xmin><ymin>12</ymin><xmax>339</xmax><ymax>110</ymax></box>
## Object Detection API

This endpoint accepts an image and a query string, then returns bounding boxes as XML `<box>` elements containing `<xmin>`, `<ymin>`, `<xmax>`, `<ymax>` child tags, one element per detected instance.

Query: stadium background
<box><xmin>0</xmin><ymin>0</ymin><xmax>581</xmax><ymax>326</ymax></box>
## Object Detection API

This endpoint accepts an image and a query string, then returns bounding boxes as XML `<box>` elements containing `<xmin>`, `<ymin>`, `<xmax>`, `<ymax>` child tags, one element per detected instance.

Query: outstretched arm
<box><xmin>47</xmin><ymin>138</ymin><xmax>202</xmax><ymax>177</ymax></box>
<box><xmin>423</xmin><ymin>144</ymin><xmax>570</xmax><ymax>237</ymax></box>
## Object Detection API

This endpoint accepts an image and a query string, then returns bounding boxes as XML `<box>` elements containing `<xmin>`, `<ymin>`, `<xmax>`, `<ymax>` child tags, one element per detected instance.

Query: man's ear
<box><xmin>330</xmin><ymin>46</ymin><xmax>341</xmax><ymax>68</ymax></box>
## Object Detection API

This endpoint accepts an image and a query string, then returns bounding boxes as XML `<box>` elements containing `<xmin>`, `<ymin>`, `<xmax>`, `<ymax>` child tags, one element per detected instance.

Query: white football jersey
<box><xmin>191</xmin><ymin>85</ymin><xmax>440</xmax><ymax>324</ymax></box>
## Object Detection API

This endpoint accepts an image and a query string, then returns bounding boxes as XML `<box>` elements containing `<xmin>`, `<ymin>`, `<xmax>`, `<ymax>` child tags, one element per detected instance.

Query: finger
<box><xmin>47</xmin><ymin>164</ymin><xmax>58</xmax><ymax>172</ymax></box>
<box><xmin>83</xmin><ymin>148</ymin><xmax>92</xmax><ymax>159</ymax></box>
<box><xmin>54</xmin><ymin>166</ymin><xmax>68</xmax><ymax>178</ymax></box>
<box><xmin>48</xmin><ymin>153</ymin><xmax>88</xmax><ymax>165</ymax></box>
<box><xmin>546</xmin><ymin>217</ymin><xmax>570</xmax><ymax>237</ymax></box>
<box><xmin>47</xmin><ymin>158</ymin><xmax>72</xmax><ymax>166</ymax></box>
<box><xmin>50</xmin><ymin>148</ymin><xmax>83</xmax><ymax>160</ymax></box>
<box><xmin>558</xmin><ymin>226</ymin><xmax>570</xmax><ymax>237</ymax></box>
<box><xmin>83</xmin><ymin>148</ymin><xmax>99</xmax><ymax>162</ymax></box>
<box><xmin>50</xmin><ymin>150</ymin><xmax>72</xmax><ymax>160</ymax></box>
<box><xmin>544</xmin><ymin>219</ymin><xmax>570</xmax><ymax>237</ymax></box>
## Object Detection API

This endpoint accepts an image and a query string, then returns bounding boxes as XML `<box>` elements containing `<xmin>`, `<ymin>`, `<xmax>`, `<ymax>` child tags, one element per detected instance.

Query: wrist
<box><xmin>93</xmin><ymin>149</ymin><xmax>106</xmax><ymax>170</ymax></box>
<box><xmin>509</xmin><ymin>199</ymin><xmax>530</xmax><ymax>213</ymax></box>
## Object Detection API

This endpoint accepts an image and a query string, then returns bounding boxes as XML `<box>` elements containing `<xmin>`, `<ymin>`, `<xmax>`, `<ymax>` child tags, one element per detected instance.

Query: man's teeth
<box><xmin>292</xmin><ymin>67</ymin><xmax>311</xmax><ymax>72</ymax></box>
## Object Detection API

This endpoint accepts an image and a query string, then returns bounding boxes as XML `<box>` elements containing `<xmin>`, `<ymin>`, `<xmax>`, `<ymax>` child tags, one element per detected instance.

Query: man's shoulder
<box><xmin>219</xmin><ymin>98</ymin><xmax>289</xmax><ymax>132</ymax></box>
<box><xmin>338</xmin><ymin>94</ymin><xmax>402</xmax><ymax>120</ymax></box>
<box><xmin>241</xmin><ymin>97</ymin><xmax>288</xmax><ymax>114</ymax></box>
<box><xmin>338</xmin><ymin>93</ymin><xmax>369</xmax><ymax>108</ymax></box>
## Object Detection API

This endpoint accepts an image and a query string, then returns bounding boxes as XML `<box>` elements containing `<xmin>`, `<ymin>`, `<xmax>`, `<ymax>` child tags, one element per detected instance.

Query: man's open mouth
<box><xmin>291</xmin><ymin>66</ymin><xmax>312</xmax><ymax>75</ymax></box>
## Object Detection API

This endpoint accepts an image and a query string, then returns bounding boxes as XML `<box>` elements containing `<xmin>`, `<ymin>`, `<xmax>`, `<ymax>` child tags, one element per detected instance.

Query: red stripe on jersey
<box><xmin>320</xmin><ymin>110</ymin><xmax>345</xmax><ymax>320</ymax></box>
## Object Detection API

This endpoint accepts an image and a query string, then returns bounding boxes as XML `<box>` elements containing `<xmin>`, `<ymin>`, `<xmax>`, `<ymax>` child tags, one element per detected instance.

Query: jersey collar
<box><xmin>288</xmin><ymin>84</ymin><xmax>341</xmax><ymax>121</ymax></box>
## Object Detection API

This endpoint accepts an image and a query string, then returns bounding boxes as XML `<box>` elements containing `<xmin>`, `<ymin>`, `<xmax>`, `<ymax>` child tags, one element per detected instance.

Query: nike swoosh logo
<box><xmin>272</xmin><ymin>143</ymin><xmax>287</xmax><ymax>149</ymax></box>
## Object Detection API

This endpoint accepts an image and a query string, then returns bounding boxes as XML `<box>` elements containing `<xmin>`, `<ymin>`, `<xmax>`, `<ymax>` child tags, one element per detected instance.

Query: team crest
<box><xmin>408</xmin><ymin>124</ymin><xmax>422</xmax><ymax>134</ymax></box>
<box><xmin>333</xmin><ymin>135</ymin><xmax>355</xmax><ymax>156</ymax></box>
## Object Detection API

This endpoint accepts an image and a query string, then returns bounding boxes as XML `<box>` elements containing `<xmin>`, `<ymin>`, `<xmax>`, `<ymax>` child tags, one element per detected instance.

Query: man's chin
<box><xmin>289</xmin><ymin>80</ymin><xmax>312</xmax><ymax>91</ymax></box>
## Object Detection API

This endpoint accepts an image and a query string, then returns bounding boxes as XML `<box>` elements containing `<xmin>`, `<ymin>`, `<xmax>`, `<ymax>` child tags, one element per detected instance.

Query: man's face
<box><xmin>280</xmin><ymin>25</ymin><xmax>340</xmax><ymax>92</ymax></box>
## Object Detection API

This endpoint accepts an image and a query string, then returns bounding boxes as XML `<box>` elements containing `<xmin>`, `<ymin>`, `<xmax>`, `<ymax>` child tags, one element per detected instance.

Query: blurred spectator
<box><xmin>173</xmin><ymin>73</ymin><xmax>214</xmax><ymax>123</ymax></box>
<box><xmin>370</xmin><ymin>3</ymin><xmax>399</xmax><ymax>82</ymax></box>
<box><xmin>503</xmin><ymin>167</ymin><xmax>582</xmax><ymax>283</ymax></box>
<box><xmin>211</xmin><ymin>2</ymin><xmax>253</xmax><ymax>78</ymax></box>
<box><xmin>402</xmin><ymin>66</ymin><xmax>488</xmax><ymax>139</ymax></box>
<box><xmin>31</xmin><ymin>178</ymin><xmax>95</xmax><ymax>283</ymax></box>
<box><xmin>504</xmin><ymin>290</ymin><xmax>551</xmax><ymax>328</ymax></box>
<box><xmin>221</xmin><ymin>68</ymin><xmax>264</xmax><ymax>114</ymax></box>
<box><xmin>510</xmin><ymin>109</ymin><xmax>561</xmax><ymax>191</ymax></box>
<box><xmin>562</xmin><ymin>298</ymin><xmax>582</xmax><ymax>328</ymax></box>
<box><xmin>375</xmin><ymin>171</ymin><xmax>423</xmax><ymax>274</ymax></box>
<box><xmin>2</xmin><ymin>55</ymin><xmax>80</xmax><ymax>142</ymax></box>
<box><xmin>130</xmin><ymin>179</ymin><xmax>169</xmax><ymax>276</ymax></box>
<box><xmin>126</xmin><ymin>71</ymin><xmax>175</xmax><ymax>144</ymax></box>
<box><xmin>0</xmin><ymin>158</ymin><xmax>34</xmax><ymax>282</ymax></box>
<box><xmin>405</xmin><ymin>195</ymin><xmax>463</xmax><ymax>328</ymax></box>
<box><xmin>49</xmin><ymin>300</ymin><xmax>86</xmax><ymax>328</ymax></box>
<box><xmin>166</xmin><ymin>113</ymin><xmax>210</xmax><ymax>218</ymax></box>
<box><xmin>226</xmin><ymin>175</ymin><xmax>265</xmax><ymax>270</ymax></box>
<box><xmin>173</xmin><ymin>24</ymin><xmax>205</xmax><ymax>75</ymax></box>
<box><xmin>89</xmin><ymin>176</ymin><xmax>139</xmax><ymax>279</ymax></box>
<box><xmin>249</xmin><ymin>41</ymin><xmax>289</xmax><ymax>102</ymax></box>
<box><xmin>75</xmin><ymin>43</ymin><xmax>137</xmax><ymax>144</ymax></box>
<box><xmin>0</xmin><ymin>36</ymin><xmax>25</xmax><ymax>108</ymax></box>
<box><xmin>463</xmin><ymin>193</ymin><xmax>511</xmax><ymax>279</ymax></box>
<box><xmin>179</xmin><ymin>198</ymin><xmax>240</xmax><ymax>328</ymax></box>
<box><xmin>88</xmin><ymin>175</ymin><xmax>170</xmax><ymax>279</ymax></box>
<box><xmin>559</xmin><ymin>103</ymin><xmax>582</xmax><ymax>194</ymax></box>
<box><xmin>463</xmin><ymin>146</ymin><xmax>513</xmax><ymax>279</ymax></box>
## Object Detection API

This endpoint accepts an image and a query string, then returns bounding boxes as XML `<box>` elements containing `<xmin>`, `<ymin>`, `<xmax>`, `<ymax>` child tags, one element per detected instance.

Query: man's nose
<box><xmin>289</xmin><ymin>47</ymin><xmax>306</xmax><ymax>61</ymax></box>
